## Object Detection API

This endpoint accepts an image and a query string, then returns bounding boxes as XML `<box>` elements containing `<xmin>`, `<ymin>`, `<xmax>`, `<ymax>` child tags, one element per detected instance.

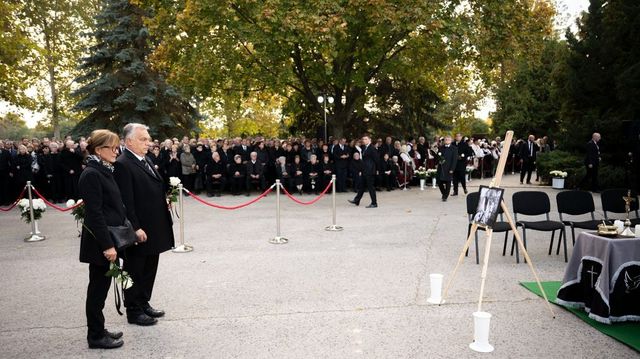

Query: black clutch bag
<box><xmin>107</xmin><ymin>219</ymin><xmax>137</xmax><ymax>250</ymax></box>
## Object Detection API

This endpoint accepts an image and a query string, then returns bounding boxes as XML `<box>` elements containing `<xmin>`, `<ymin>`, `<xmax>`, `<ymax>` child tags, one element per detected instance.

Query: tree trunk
<box><xmin>43</xmin><ymin>19</ymin><xmax>60</xmax><ymax>140</ymax></box>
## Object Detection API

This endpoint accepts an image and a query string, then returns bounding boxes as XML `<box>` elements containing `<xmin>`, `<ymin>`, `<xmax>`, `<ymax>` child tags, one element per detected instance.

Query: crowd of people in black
<box><xmin>0</xmin><ymin>132</ymin><xmax>575</xmax><ymax>205</ymax></box>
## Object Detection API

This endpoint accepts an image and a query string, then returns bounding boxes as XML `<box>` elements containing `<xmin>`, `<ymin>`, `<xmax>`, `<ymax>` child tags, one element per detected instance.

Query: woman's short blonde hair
<box><xmin>87</xmin><ymin>129</ymin><xmax>120</xmax><ymax>155</ymax></box>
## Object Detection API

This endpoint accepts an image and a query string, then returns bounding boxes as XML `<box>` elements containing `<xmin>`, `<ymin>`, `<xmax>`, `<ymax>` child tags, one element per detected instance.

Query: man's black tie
<box><xmin>142</xmin><ymin>158</ymin><xmax>157</xmax><ymax>178</ymax></box>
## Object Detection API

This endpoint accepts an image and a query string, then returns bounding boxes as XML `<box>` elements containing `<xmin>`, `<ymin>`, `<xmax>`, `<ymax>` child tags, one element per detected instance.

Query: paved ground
<box><xmin>0</xmin><ymin>174</ymin><xmax>637</xmax><ymax>358</ymax></box>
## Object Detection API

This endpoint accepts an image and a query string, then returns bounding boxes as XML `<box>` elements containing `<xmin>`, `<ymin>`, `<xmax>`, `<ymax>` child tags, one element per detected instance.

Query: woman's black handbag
<box><xmin>107</xmin><ymin>219</ymin><xmax>137</xmax><ymax>250</ymax></box>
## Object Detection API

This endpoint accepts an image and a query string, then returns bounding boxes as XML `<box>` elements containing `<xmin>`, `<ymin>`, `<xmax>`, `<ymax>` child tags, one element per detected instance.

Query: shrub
<box><xmin>536</xmin><ymin>150</ymin><xmax>583</xmax><ymax>186</ymax></box>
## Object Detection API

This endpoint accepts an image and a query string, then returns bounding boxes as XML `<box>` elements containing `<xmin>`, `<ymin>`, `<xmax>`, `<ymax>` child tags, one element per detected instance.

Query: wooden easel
<box><xmin>440</xmin><ymin>130</ymin><xmax>556</xmax><ymax>317</ymax></box>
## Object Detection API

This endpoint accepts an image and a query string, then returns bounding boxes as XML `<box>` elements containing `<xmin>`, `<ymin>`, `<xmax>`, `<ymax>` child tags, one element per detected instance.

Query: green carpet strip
<box><xmin>520</xmin><ymin>281</ymin><xmax>640</xmax><ymax>352</ymax></box>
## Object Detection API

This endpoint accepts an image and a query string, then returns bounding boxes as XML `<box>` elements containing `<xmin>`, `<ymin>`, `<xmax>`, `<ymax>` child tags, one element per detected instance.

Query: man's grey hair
<box><xmin>123</xmin><ymin>123</ymin><xmax>150</xmax><ymax>140</ymax></box>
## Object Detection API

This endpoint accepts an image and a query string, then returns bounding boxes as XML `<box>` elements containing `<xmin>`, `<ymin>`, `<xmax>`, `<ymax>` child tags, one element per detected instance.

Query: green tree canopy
<box><xmin>73</xmin><ymin>0</ymin><xmax>199</xmax><ymax>139</ymax></box>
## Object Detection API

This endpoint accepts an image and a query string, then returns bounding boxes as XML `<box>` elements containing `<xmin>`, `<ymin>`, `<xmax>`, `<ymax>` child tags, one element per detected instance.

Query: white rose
<box><xmin>169</xmin><ymin>177</ymin><xmax>181</xmax><ymax>187</ymax></box>
<box><xmin>66</xmin><ymin>199</ymin><xmax>76</xmax><ymax>208</ymax></box>
<box><xmin>438</xmin><ymin>152</ymin><xmax>442</xmax><ymax>156</ymax></box>
<box><xmin>461</xmin><ymin>154</ymin><xmax>465</xmax><ymax>157</ymax></box>
<box><xmin>19</xmin><ymin>199</ymin><xmax>30</xmax><ymax>208</ymax></box>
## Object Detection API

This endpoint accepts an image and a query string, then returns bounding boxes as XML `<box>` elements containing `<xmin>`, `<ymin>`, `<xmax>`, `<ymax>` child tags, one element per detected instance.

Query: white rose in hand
<box><xmin>169</xmin><ymin>177</ymin><xmax>181</xmax><ymax>186</ymax></box>
<box><xmin>66</xmin><ymin>199</ymin><xmax>76</xmax><ymax>208</ymax></box>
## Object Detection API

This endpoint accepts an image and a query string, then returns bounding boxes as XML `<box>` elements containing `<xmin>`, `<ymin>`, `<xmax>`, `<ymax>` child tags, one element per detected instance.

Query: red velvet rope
<box><xmin>30</xmin><ymin>186</ymin><xmax>83</xmax><ymax>212</ymax></box>
<box><xmin>0</xmin><ymin>187</ymin><xmax>26</xmax><ymax>212</ymax></box>
<box><xmin>185</xmin><ymin>184</ymin><xmax>274</xmax><ymax>210</ymax></box>
<box><xmin>280</xmin><ymin>180</ymin><xmax>332</xmax><ymax>205</ymax></box>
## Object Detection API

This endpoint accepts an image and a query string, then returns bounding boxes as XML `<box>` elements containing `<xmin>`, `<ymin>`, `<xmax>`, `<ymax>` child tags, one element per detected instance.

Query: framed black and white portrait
<box><xmin>473</xmin><ymin>186</ymin><xmax>505</xmax><ymax>227</ymax></box>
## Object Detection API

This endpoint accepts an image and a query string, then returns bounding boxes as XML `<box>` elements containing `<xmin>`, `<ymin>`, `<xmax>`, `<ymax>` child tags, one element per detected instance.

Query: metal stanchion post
<box><xmin>480</xmin><ymin>158</ymin><xmax>485</xmax><ymax>179</ymax></box>
<box><xmin>511</xmin><ymin>154</ymin><xmax>515</xmax><ymax>175</ymax></box>
<box><xmin>172</xmin><ymin>183</ymin><xmax>193</xmax><ymax>252</ymax></box>
<box><xmin>270</xmin><ymin>180</ymin><xmax>288</xmax><ymax>244</ymax></box>
<box><xmin>325</xmin><ymin>175</ymin><xmax>343</xmax><ymax>231</ymax></box>
<box><xmin>24</xmin><ymin>181</ymin><xmax>45</xmax><ymax>242</ymax></box>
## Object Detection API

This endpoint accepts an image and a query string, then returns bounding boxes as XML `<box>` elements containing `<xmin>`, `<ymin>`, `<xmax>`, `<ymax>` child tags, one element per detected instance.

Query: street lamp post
<box><xmin>317</xmin><ymin>95</ymin><xmax>334</xmax><ymax>143</ymax></box>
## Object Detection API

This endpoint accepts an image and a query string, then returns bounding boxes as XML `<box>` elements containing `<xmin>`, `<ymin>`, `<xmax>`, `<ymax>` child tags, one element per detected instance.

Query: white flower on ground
<box><xmin>66</xmin><ymin>199</ymin><xmax>76</xmax><ymax>208</ymax></box>
<box><xmin>18</xmin><ymin>199</ymin><xmax>29</xmax><ymax>208</ymax></box>
<box><xmin>32</xmin><ymin>199</ymin><xmax>46</xmax><ymax>210</ymax></box>
<box><xmin>169</xmin><ymin>177</ymin><xmax>181</xmax><ymax>187</ymax></box>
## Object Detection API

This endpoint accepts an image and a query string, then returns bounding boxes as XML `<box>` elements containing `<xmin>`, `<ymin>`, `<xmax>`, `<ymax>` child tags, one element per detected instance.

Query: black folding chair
<box><xmin>556</xmin><ymin>191</ymin><xmax>602</xmax><ymax>246</ymax></box>
<box><xmin>601</xmin><ymin>189</ymin><xmax>640</xmax><ymax>225</ymax></box>
<box><xmin>512</xmin><ymin>191</ymin><xmax>568</xmax><ymax>263</ymax></box>
<box><xmin>466</xmin><ymin>192</ymin><xmax>512</xmax><ymax>264</ymax></box>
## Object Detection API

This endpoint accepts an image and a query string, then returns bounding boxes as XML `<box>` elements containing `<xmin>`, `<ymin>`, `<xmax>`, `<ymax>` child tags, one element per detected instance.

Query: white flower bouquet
<box><xmin>167</xmin><ymin>176</ymin><xmax>181</xmax><ymax>203</ymax></box>
<box><xmin>426</xmin><ymin>168</ymin><xmax>437</xmax><ymax>178</ymax></box>
<box><xmin>18</xmin><ymin>198</ymin><xmax>46</xmax><ymax>223</ymax></box>
<box><xmin>549</xmin><ymin>170</ymin><xmax>568</xmax><ymax>178</ymax></box>
<box><xmin>416</xmin><ymin>166</ymin><xmax>428</xmax><ymax>179</ymax></box>
<box><xmin>67</xmin><ymin>199</ymin><xmax>85</xmax><ymax>223</ymax></box>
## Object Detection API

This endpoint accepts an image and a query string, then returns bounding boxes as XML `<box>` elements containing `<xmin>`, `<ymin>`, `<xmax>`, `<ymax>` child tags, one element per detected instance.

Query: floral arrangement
<box><xmin>105</xmin><ymin>261</ymin><xmax>133</xmax><ymax>290</ymax></box>
<box><xmin>167</xmin><ymin>177</ymin><xmax>181</xmax><ymax>203</ymax></box>
<box><xmin>416</xmin><ymin>166</ymin><xmax>428</xmax><ymax>179</ymax></box>
<box><xmin>549</xmin><ymin>170</ymin><xmax>568</xmax><ymax>178</ymax></box>
<box><xmin>67</xmin><ymin>199</ymin><xmax>85</xmax><ymax>223</ymax></box>
<box><xmin>465</xmin><ymin>166</ymin><xmax>475</xmax><ymax>174</ymax></box>
<box><xmin>18</xmin><ymin>198</ymin><xmax>46</xmax><ymax>223</ymax></box>
<box><xmin>426</xmin><ymin>168</ymin><xmax>437</xmax><ymax>178</ymax></box>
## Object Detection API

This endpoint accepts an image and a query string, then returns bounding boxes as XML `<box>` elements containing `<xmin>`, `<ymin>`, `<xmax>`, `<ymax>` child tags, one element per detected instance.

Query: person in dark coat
<box><xmin>275</xmin><ymin>156</ymin><xmax>292</xmax><ymax>191</ymax></box>
<box><xmin>40</xmin><ymin>142</ymin><xmax>63</xmax><ymax>202</ymax></box>
<box><xmin>452</xmin><ymin>133</ymin><xmax>472</xmax><ymax>196</ymax></box>
<box><xmin>11</xmin><ymin>145</ymin><xmax>33</xmax><ymax>196</ymax></box>
<box><xmin>78</xmin><ymin>129</ymin><xmax>126</xmax><ymax>349</ymax></box>
<box><xmin>60</xmin><ymin>140</ymin><xmax>83</xmax><ymax>200</ymax></box>
<box><xmin>0</xmin><ymin>140</ymin><xmax>11</xmax><ymax>205</ymax></box>
<box><xmin>349</xmin><ymin>135</ymin><xmax>379</xmax><ymax>208</ymax></box>
<box><xmin>332</xmin><ymin>138</ymin><xmax>350</xmax><ymax>192</ymax></box>
<box><xmin>436</xmin><ymin>136</ymin><xmax>458</xmax><ymax>202</ymax></box>
<box><xmin>579</xmin><ymin>132</ymin><xmax>601</xmax><ymax>192</ymax></box>
<box><xmin>204</xmin><ymin>151</ymin><xmax>226</xmax><ymax>196</ymax></box>
<box><xmin>245</xmin><ymin>151</ymin><xmax>266</xmax><ymax>195</ymax></box>
<box><xmin>228</xmin><ymin>154</ymin><xmax>247</xmax><ymax>195</ymax></box>
<box><xmin>290</xmin><ymin>155</ymin><xmax>305</xmax><ymax>194</ymax></box>
<box><xmin>114</xmin><ymin>123</ymin><xmax>174</xmax><ymax>327</ymax></box>
<box><xmin>304</xmin><ymin>154</ymin><xmax>322</xmax><ymax>194</ymax></box>
<box><xmin>518</xmin><ymin>134</ymin><xmax>539</xmax><ymax>185</ymax></box>
<box><xmin>319</xmin><ymin>154</ymin><xmax>334</xmax><ymax>193</ymax></box>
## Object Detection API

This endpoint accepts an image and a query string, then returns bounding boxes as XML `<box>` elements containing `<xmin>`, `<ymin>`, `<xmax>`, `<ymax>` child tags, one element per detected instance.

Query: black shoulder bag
<box><xmin>107</xmin><ymin>219</ymin><xmax>138</xmax><ymax>250</ymax></box>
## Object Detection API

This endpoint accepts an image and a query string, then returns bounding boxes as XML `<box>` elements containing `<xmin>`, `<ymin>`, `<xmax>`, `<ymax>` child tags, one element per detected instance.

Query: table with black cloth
<box><xmin>556</xmin><ymin>231</ymin><xmax>640</xmax><ymax>324</ymax></box>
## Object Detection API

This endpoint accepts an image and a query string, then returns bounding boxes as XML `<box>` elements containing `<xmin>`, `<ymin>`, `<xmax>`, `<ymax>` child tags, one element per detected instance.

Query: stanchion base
<box><xmin>325</xmin><ymin>225</ymin><xmax>344</xmax><ymax>232</ymax></box>
<box><xmin>172</xmin><ymin>244</ymin><xmax>194</xmax><ymax>253</ymax></box>
<box><xmin>426</xmin><ymin>298</ymin><xmax>445</xmax><ymax>305</ymax></box>
<box><xmin>469</xmin><ymin>342</ymin><xmax>494</xmax><ymax>353</ymax></box>
<box><xmin>269</xmin><ymin>236</ymin><xmax>289</xmax><ymax>244</ymax></box>
<box><xmin>25</xmin><ymin>234</ymin><xmax>45</xmax><ymax>242</ymax></box>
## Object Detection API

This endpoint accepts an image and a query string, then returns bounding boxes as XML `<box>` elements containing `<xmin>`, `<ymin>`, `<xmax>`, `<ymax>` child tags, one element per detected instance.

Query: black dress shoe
<box><xmin>127</xmin><ymin>313</ymin><xmax>158</xmax><ymax>326</ymax></box>
<box><xmin>104</xmin><ymin>329</ymin><xmax>123</xmax><ymax>340</ymax></box>
<box><xmin>348</xmin><ymin>199</ymin><xmax>359</xmax><ymax>206</ymax></box>
<box><xmin>463</xmin><ymin>189</ymin><xmax>468</xmax><ymax>195</ymax></box>
<box><xmin>451</xmin><ymin>193</ymin><xmax>458</xmax><ymax>196</ymax></box>
<box><xmin>143</xmin><ymin>306</ymin><xmax>165</xmax><ymax>318</ymax></box>
<box><xmin>366</xmin><ymin>204</ymin><xmax>377</xmax><ymax>208</ymax></box>
<box><xmin>88</xmin><ymin>335</ymin><xmax>124</xmax><ymax>349</ymax></box>
<box><xmin>442</xmin><ymin>197</ymin><xmax>447</xmax><ymax>202</ymax></box>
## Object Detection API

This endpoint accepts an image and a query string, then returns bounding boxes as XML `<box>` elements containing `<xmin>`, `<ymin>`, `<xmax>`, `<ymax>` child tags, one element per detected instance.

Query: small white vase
<box><xmin>420</xmin><ymin>179</ymin><xmax>426</xmax><ymax>190</ymax></box>
<box><xmin>552</xmin><ymin>177</ymin><xmax>565</xmax><ymax>189</ymax></box>
<box><xmin>431</xmin><ymin>177</ymin><xmax>437</xmax><ymax>188</ymax></box>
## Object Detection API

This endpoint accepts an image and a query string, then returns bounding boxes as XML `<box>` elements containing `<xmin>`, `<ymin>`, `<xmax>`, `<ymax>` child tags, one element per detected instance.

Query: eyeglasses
<box><xmin>100</xmin><ymin>146</ymin><xmax>119</xmax><ymax>152</ymax></box>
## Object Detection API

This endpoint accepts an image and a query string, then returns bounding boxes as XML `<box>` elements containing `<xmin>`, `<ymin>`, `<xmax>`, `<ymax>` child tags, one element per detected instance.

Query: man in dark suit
<box><xmin>518</xmin><ymin>135</ymin><xmax>539</xmax><ymax>185</ymax></box>
<box><xmin>436</xmin><ymin>136</ymin><xmax>458</xmax><ymax>202</ymax></box>
<box><xmin>349</xmin><ymin>135</ymin><xmax>379</xmax><ymax>208</ymax></box>
<box><xmin>452</xmin><ymin>133</ymin><xmax>472</xmax><ymax>196</ymax></box>
<box><xmin>245</xmin><ymin>151</ymin><xmax>266</xmax><ymax>195</ymax></box>
<box><xmin>579</xmin><ymin>132</ymin><xmax>601</xmax><ymax>192</ymax></box>
<box><xmin>114</xmin><ymin>123</ymin><xmax>175</xmax><ymax>326</ymax></box>
<box><xmin>234</xmin><ymin>139</ymin><xmax>251</xmax><ymax>163</ymax></box>
<box><xmin>332</xmin><ymin>138</ymin><xmax>350</xmax><ymax>192</ymax></box>
<box><xmin>59</xmin><ymin>140</ymin><xmax>83</xmax><ymax>200</ymax></box>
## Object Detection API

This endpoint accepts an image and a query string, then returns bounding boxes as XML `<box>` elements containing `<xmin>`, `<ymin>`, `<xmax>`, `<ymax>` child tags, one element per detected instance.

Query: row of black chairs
<box><xmin>465</xmin><ymin>189</ymin><xmax>640</xmax><ymax>264</ymax></box>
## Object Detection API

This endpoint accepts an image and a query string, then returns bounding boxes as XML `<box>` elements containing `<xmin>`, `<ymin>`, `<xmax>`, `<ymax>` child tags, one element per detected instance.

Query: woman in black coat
<box><xmin>78</xmin><ymin>130</ymin><xmax>127</xmax><ymax>349</ymax></box>
<box><xmin>11</xmin><ymin>145</ymin><xmax>33</xmax><ymax>191</ymax></box>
